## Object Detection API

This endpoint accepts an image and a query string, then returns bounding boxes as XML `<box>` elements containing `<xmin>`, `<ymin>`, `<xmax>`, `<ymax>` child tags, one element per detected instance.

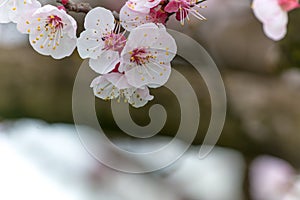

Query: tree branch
<box><xmin>56</xmin><ymin>0</ymin><xmax>92</xmax><ymax>14</ymax></box>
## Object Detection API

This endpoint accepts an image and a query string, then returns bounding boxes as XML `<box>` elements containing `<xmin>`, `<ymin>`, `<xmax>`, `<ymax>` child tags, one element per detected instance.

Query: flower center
<box><xmin>130</xmin><ymin>48</ymin><xmax>155</xmax><ymax>65</ymax></box>
<box><xmin>32</xmin><ymin>15</ymin><xmax>66</xmax><ymax>50</ymax></box>
<box><xmin>46</xmin><ymin>15</ymin><xmax>63</xmax><ymax>31</ymax></box>
<box><xmin>103</xmin><ymin>33</ymin><xmax>126</xmax><ymax>53</ymax></box>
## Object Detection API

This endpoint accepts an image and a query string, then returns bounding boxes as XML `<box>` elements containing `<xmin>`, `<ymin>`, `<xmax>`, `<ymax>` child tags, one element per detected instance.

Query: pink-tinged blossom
<box><xmin>0</xmin><ymin>0</ymin><xmax>41</xmax><ymax>23</ymax></box>
<box><xmin>77</xmin><ymin>7</ymin><xmax>126</xmax><ymax>74</ymax></box>
<box><xmin>119</xmin><ymin>23</ymin><xmax>177</xmax><ymax>88</ymax></box>
<box><xmin>252</xmin><ymin>0</ymin><xmax>300</xmax><ymax>41</ymax></box>
<box><xmin>91</xmin><ymin>73</ymin><xmax>154</xmax><ymax>108</ymax></box>
<box><xmin>17</xmin><ymin>5</ymin><xmax>77</xmax><ymax>59</ymax></box>
<box><xmin>120</xmin><ymin>4</ymin><xmax>168</xmax><ymax>31</ymax></box>
<box><xmin>164</xmin><ymin>0</ymin><xmax>206</xmax><ymax>25</ymax></box>
<box><xmin>250</xmin><ymin>156</ymin><xmax>296</xmax><ymax>200</ymax></box>
<box><xmin>126</xmin><ymin>0</ymin><xmax>162</xmax><ymax>13</ymax></box>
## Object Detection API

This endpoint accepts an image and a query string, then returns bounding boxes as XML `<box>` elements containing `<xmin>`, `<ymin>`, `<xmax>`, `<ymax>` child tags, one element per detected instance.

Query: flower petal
<box><xmin>77</xmin><ymin>29</ymin><xmax>105</xmax><ymax>59</ymax></box>
<box><xmin>90</xmin><ymin>75</ymin><xmax>120</xmax><ymax>100</ymax></box>
<box><xmin>122</xmin><ymin>23</ymin><xmax>177</xmax><ymax>59</ymax></box>
<box><xmin>127</xmin><ymin>87</ymin><xmax>154</xmax><ymax>108</ymax></box>
<box><xmin>29</xmin><ymin>33</ymin><xmax>77</xmax><ymax>59</ymax></box>
<box><xmin>263</xmin><ymin>21</ymin><xmax>287</xmax><ymax>41</ymax></box>
<box><xmin>84</xmin><ymin>7</ymin><xmax>115</xmax><ymax>34</ymax></box>
<box><xmin>164</xmin><ymin>0</ymin><xmax>180</xmax><ymax>13</ymax></box>
<box><xmin>9</xmin><ymin>0</ymin><xmax>41</xmax><ymax>23</ymax></box>
<box><xmin>0</xmin><ymin>2</ymin><xmax>11</xmax><ymax>23</ymax></box>
<box><xmin>252</xmin><ymin>0</ymin><xmax>284</xmax><ymax>23</ymax></box>
<box><xmin>105</xmin><ymin>73</ymin><xmax>132</xmax><ymax>89</ymax></box>
<box><xmin>120</xmin><ymin>4</ymin><xmax>153</xmax><ymax>31</ymax></box>
<box><xmin>124</xmin><ymin>61</ymin><xmax>171</xmax><ymax>88</ymax></box>
<box><xmin>89</xmin><ymin>50</ymin><xmax>120</xmax><ymax>74</ymax></box>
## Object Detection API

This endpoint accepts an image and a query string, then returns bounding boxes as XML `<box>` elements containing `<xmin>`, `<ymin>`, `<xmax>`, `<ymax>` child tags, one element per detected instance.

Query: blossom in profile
<box><xmin>91</xmin><ymin>72</ymin><xmax>154</xmax><ymax>108</ymax></box>
<box><xmin>126</xmin><ymin>0</ymin><xmax>162</xmax><ymax>13</ymax></box>
<box><xmin>0</xmin><ymin>0</ymin><xmax>41</xmax><ymax>23</ymax></box>
<box><xmin>120</xmin><ymin>4</ymin><xmax>168</xmax><ymax>31</ymax></box>
<box><xmin>164</xmin><ymin>0</ymin><xmax>206</xmax><ymax>25</ymax></box>
<box><xmin>77</xmin><ymin>7</ymin><xmax>126</xmax><ymax>74</ymax></box>
<box><xmin>252</xmin><ymin>0</ymin><xmax>300</xmax><ymax>41</ymax></box>
<box><xmin>17</xmin><ymin>5</ymin><xmax>77</xmax><ymax>59</ymax></box>
<box><xmin>119</xmin><ymin>23</ymin><xmax>177</xmax><ymax>88</ymax></box>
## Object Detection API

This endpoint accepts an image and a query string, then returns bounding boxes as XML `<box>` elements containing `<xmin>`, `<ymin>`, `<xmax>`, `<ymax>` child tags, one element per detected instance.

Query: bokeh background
<box><xmin>1</xmin><ymin>0</ymin><xmax>300</xmax><ymax>199</ymax></box>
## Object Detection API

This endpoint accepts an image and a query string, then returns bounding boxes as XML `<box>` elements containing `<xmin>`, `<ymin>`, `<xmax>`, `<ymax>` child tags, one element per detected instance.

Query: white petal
<box><xmin>105</xmin><ymin>73</ymin><xmax>132</xmax><ymax>89</ymax></box>
<box><xmin>0</xmin><ymin>0</ymin><xmax>8</xmax><ymax>7</ymax></box>
<box><xmin>51</xmin><ymin>36</ymin><xmax>77</xmax><ymax>59</ymax></box>
<box><xmin>91</xmin><ymin>75</ymin><xmax>120</xmax><ymax>100</ymax></box>
<box><xmin>263</xmin><ymin>22</ymin><xmax>287</xmax><ymax>41</ymax></box>
<box><xmin>120</xmin><ymin>4</ymin><xmax>153</xmax><ymax>31</ymax></box>
<box><xmin>29</xmin><ymin>33</ymin><xmax>76</xmax><ymax>59</ymax></box>
<box><xmin>121</xmin><ymin>23</ymin><xmax>177</xmax><ymax>61</ymax></box>
<box><xmin>9</xmin><ymin>0</ymin><xmax>41</xmax><ymax>23</ymax></box>
<box><xmin>127</xmin><ymin>87</ymin><xmax>154</xmax><ymax>108</ymax></box>
<box><xmin>89</xmin><ymin>50</ymin><xmax>120</xmax><ymax>74</ymax></box>
<box><xmin>252</xmin><ymin>0</ymin><xmax>284</xmax><ymax>23</ymax></box>
<box><xmin>0</xmin><ymin>2</ymin><xmax>10</xmax><ymax>23</ymax></box>
<box><xmin>125</xmin><ymin>62</ymin><xmax>171</xmax><ymax>88</ymax></box>
<box><xmin>262</xmin><ymin>10</ymin><xmax>288</xmax><ymax>41</ymax></box>
<box><xmin>144</xmin><ymin>0</ymin><xmax>161</xmax><ymax>8</ymax></box>
<box><xmin>84</xmin><ymin>7</ymin><xmax>115</xmax><ymax>34</ymax></box>
<box><xmin>58</xmin><ymin>9</ymin><xmax>77</xmax><ymax>39</ymax></box>
<box><xmin>122</xmin><ymin>23</ymin><xmax>159</xmax><ymax>50</ymax></box>
<box><xmin>126</xmin><ymin>1</ymin><xmax>150</xmax><ymax>13</ymax></box>
<box><xmin>77</xmin><ymin>29</ymin><xmax>105</xmax><ymax>59</ymax></box>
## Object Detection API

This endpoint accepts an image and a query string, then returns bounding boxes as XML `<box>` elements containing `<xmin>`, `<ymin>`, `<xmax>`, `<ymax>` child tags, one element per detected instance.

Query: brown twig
<box><xmin>56</xmin><ymin>0</ymin><xmax>92</xmax><ymax>14</ymax></box>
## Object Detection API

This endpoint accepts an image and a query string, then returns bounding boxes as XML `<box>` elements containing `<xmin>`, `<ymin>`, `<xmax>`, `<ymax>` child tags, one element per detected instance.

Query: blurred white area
<box><xmin>166</xmin><ymin>147</ymin><xmax>246</xmax><ymax>200</ymax></box>
<box><xmin>0</xmin><ymin>119</ymin><xmax>246</xmax><ymax>200</ymax></box>
<box><xmin>0</xmin><ymin>23</ymin><xmax>27</xmax><ymax>48</ymax></box>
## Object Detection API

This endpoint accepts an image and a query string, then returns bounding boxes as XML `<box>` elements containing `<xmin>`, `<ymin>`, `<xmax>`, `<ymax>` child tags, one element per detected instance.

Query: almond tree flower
<box><xmin>252</xmin><ymin>0</ymin><xmax>300</xmax><ymax>41</ymax></box>
<box><xmin>250</xmin><ymin>156</ymin><xmax>296</xmax><ymax>200</ymax></box>
<box><xmin>17</xmin><ymin>5</ymin><xmax>77</xmax><ymax>59</ymax></box>
<box><xmin>77</xmin><ymin>7</ymin><xmax>126</xmax><ymax>74</ymax></box>
<box><xmin>126</xmin><ymin>0</ymin><xmax>162</xmax><ymax>13</ymax></box>
<box><xmin>0</xmin><ymin>0</ymin><xmax>41</xmax><ymax>23</ymax></box>
<box><xmin>120</xmin><ymin>4</ymin><xmax>168</xmax><ymax>31</ymax></box>
<box><xmin>91</xmin><ymin>72</ymin><xmax>154</xmax><ymax>108</ymax></box>
<box><xmin>164</xmin><ymin>0</ymin><xmax>206</xmax><ymax>25</ymax></box>
<box><xmin>119</xmin><ymin>23</ymin><xmax>177</xmax><ymax>89</ymax></box>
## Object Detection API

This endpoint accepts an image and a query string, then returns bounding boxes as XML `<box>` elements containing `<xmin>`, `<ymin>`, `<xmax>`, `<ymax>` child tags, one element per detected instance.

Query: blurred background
<box><xmin>1</xmin><ymin>0</ymin><xmax>300</xmax><ymax>199</ymax></box>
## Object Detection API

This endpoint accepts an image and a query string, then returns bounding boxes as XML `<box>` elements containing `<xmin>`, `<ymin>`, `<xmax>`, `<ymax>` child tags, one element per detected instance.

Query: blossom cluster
<box><xmin>77</xmin><ymin>7</ymin><xmax>177</xmax><ymax>108</ymax></box>
<box><xmin>0</xmin><ymin>0</ymin><xmax>299</xmax><ymax>107</ymax></box>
